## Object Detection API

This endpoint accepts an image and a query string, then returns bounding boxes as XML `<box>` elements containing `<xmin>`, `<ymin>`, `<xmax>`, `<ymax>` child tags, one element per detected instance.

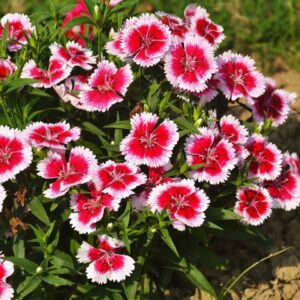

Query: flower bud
<box><xmin>36</xmin><ymin>266</ymin><xmax>43</xmax><ymax>274</ymax></box>
<box><xmin>107</xmin><ymin>222</ymin><xmax>114</xmax><ymax>232</ymax></box>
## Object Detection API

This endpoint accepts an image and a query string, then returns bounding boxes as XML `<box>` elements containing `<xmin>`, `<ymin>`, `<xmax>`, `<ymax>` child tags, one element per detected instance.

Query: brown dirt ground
<box><xmin>190</xmin><ymin>70</ymin><xmax>300</xmax><ymax>300</ymax></box>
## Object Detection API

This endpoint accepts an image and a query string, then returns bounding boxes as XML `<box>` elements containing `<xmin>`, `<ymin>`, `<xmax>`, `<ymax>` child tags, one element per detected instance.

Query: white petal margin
<box><xmin>0</xmin><ymin>255</ymin><xmax>14</xmax><ymax>300</ymax></box>
<box><xmin>86</xmin><ymin>255</ymin><xmax>135</xmax><ymax>284</ymax></box>
<box><xmin>0</xmin><ymin>185</ymin><xmax>6</xmax><ymax>213</ymax></box>
<box><xmin>76</xmin><ymin>241</ymin><xmax>94</xmax><ymax>263</ymax></box>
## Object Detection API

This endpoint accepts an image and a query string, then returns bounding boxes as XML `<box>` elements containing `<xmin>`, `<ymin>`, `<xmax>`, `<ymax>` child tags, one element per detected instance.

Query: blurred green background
<box><xmin>1</xmin><ymin>0</ymin><xmax>300</xmax><ymax>73</ymax></box>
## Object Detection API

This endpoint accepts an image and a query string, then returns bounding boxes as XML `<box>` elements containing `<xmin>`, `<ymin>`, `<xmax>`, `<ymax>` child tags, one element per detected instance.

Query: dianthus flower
<box><xmin>26</xmin><ymin>121</ymin><xmax>80</xmax><ymax>149</ymax></box>
<box><xmin>189</xmin><ymin>6</ymin><xmax>225</xmax><ymax>48</ymax></box>
<box><xmin>121</xmin><ymin>14</ymin><xmax>171</xmax><ymax>67</ymax></box>
<box><xmin>21</xmin><ymin>58</ymin><xmax>71</xmax><ymax>88</ymax></box>
<box><xmin>77</xmin><ymin>235</ymin><xmax>135</xmax><ymax>284</ymax></box>
<box><xmin>37</xmin><ymin>147</ymin><xmax>97</xmax><ymax>198</ymax></box>
<box><xmin>220</xmin><ymin>115</ymin><xmax>249</xmax><ymax>162</ymax></box>
<box><xmin>0</xmin><ymin>253</ymin><xmax>14</xmax><ymax>300</ymax></box>
<box><xmin>70</xmin><ymin>183</ymin><xmax>119</xmax><ymax>234</ymax></box>
<box><xmin>149</xmin><ymin>179</ymin><xmax>210</xmax><ymax>231</ymax></box>
<box><xmin>250</xmin><ymin>78</ymin><xmax>296</xmax><ymax>127</ymax></box>
<box><xmin>0</xmin><ymin>13</ymin><xmax>34</xmax><ymax>51</ymax></box>
<box><xmin>0</xmin><ymin>126</ymin><xmax>32</xmax><ymax>183</ymax></box>
<box><xmin>216</xmin><ymin>51</ymin><xmax>265</xmax><ymax>101</ymax></box>
<box><xmin>93</xmin><ymin>160</ymin><xmax>146</xmax><ymax>199</ymax></box>
<box><xmin>185</xmin><ymin>128</ymin><xmax>237</xmax><ymax>184</ymax></box>
<box><xmin>50</xmin><ymin>41</ymin><xmax>96</xmax><ymax>70</ymax></box>
<box><xmin>0</xmin><ymin>59</ymin><xmax>16</xmax><ymax>80</ymax></box>
<box><xmin>262</xmin><ymin>155</ymin><xmax>300</xmax><ymax>211</ymax></box>
<box><xmin>164</xmin><ymin>34</ymin><xmax>217</xmax><ymax>92</ymax></box>
<box><xmin>246</xmin><ymin>134</ymin><xmax>282</xmax><ymax>181</ymax></box>
<box><xmin>235</xmin><ymin>186</ymin><xmax>272</xmax><ymax>226</ymax></box>
<box><xmin>80</xmin><ymin>61</ymin><xmax>133</xmax><ymax>112</ymax></box>
<box><xmin>120</xmin><ymin>112</ymin><xmax>179</xmax><ymax>168</ymax></box>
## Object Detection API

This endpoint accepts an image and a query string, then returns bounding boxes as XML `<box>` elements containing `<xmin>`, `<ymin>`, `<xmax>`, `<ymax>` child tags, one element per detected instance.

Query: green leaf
<box><xmin>198</xmin><ymin>247</ymin><xmax>229</xmax><ymax>270</ymax></box>
<box><xmin>104</xmin><ymin>120</ymin><xmax>131</xmax><ymax>130</ymax></box>
<box><xmin>175</xmin><ymin>117</ymin><xmax>198</xmax><ymax>132</ymax></box>
<box><xmin>28</xmin><ymin>197</ymin><xmax>51</xmax><ymax>226</ymax></box>
<box><xmin>13</xmin><ymin>238</ymin><xmax>25</xmax><ymax>258</ymax></box>
<box><xmin>29</xmin><ymin>88</ymin><xmax>52</xmax><ymax>98</ymax></box>
<box><xmin>28</xmin><ymin>107</ymin><xmax>65</xmax><ymax>121</ymax></box>
<box><xmin>160</xmin><ymin>228</ymin><xmax>179</xmax><ymax>257</ymax></box>
<box><xmin>109</xmin><ymin>0</ymin><xmax>139</xmax><ymax>13</ymax></box>
<box><xmin>175</xmin><ymin>258</ymin><xmax>216</xmax><ymax>297</ymax></box>
<box><xmin>5</xmin><ymin>257</ymin><xmax>38</xmax><ymax>273</ymax></box>
<box><xmin>51</xmin><ymin>250</ymin><xmax>74</xmax><ymax>269</ymax></box>
<box><xmin>3</xmin><ymin>79</ymin><xmax>38</xmax><ymax>94</ymax></box>
<box><xmin>18</xmin><ymin>275</ymin><xmax>42</xmax><ymax>299</ymax></box>
<box><xmin>83</xmin><ymin>0</ymin><xmax>95</xmax><ymax>16</ymax></box>
<box><xmin>43</xmin><ymin>275</ymin><xmax>73</xmax><ymax>286</ymax></box>
<box><xmin>83</xmin><ymin>122</ymin><xmax>106</xmax><ymax>137</ymax></box>
<box><xmin>206</xmin><ymin>208</ymin><xmax>239</xmax><ymax>221</ymax></box>
<box><xmin>62</xmin><ymin>16</ymin><xmax>94</xmax><ymax>31</ymax></box>
<box><xmin>205</xmin><ymin>221</ymin><xmax>223</xmax><ymax>231</ymax></box>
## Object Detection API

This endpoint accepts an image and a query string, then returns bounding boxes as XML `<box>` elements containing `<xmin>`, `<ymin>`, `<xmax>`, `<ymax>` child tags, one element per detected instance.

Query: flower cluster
<box><xmin>0</xmin><ymin>2</ymin><xmax>299</xmax><ymax>297</ymax></box>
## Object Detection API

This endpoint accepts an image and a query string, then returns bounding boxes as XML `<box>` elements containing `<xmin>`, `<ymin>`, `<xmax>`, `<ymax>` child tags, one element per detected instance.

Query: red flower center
<box><xmin>139</xmin><ymin>132</ymin><xmax>157</xmax><ymax>148</ymax></box>
<box><xmin>182</xmin><ymin>54</ymin><xmax>198</xmax><ymax>72</ymax></box>
<box><xmin>0</xmin><ymin>148</ymin><xmax>12</xmax><ymax>164</ymax></box>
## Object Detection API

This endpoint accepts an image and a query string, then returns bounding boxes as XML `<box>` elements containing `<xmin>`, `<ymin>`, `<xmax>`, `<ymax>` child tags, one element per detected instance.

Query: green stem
<box><xmin>221</xmin><ymin>246</ymin><xmax>293</xmax><ymax>298</ymax></box>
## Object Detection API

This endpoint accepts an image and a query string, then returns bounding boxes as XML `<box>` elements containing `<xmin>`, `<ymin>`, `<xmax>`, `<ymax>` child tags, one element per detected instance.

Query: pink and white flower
<box><xmin>156</xmin><ymin>12</ymin><xmax>187</xmax><ymax>40</ymax></box>
<box><xmin>235</xmin><ymin>186</ymin><xmax>272</xmax><ymax>226</ymax></box>
<box><xmin>120</xmin><ymin>112</ymin><xmax>179</xmax><ymax>168</ymax></box>
<box><xmin>93</xmin><ymin>161</ymin><xmax>146</xmax><ymax>199</ymax></box>
<box><xmin>148</xmin><ymin>179</ymin><xmax>210</xmax><ymax>231</ymax></box>
<box><xmin>0</xmin><ymin>59</ymin><xmax>16</xmax><ymax>80</ymax></box>
<box><xmin>0</xmin><ymin>13</ymin><xmax>34</xmax><ymax>51</ymax></box>
<box><xmin>246</xmin><ymin>134</ymin><xmax>282</xmax><ymax>181</ymax></box>
<box><xmin>250</xmin><ymin>78</ymin><xmax>296</xmax><ymax>127</ymax></box>
<box><xmin>21</xmin><ymin>58</ymin><xmax>72</xmax><ymax>88</ymax></box>
<box><xmin>0</xmin><ymin>185</ymin><xmax>6</xmax><ymax>213</ymax></box>
<box><xmin>70</xmin><ymin>184</ymin><xmax>120</xmax><ymax>234</ymax></box>
<box><xmin>80</xmin><ymin>61</ymin><xmax>133</xmax><ymax>112</ymax></box>
<box><xmin>184</xmin><ymin>4</ymin><xmax>202</xmax><ymax>22</ymax></box>
<box><xmin>53</xmin><ymin>75</ymin><xmax>90</xmax><ymax>109</ymax></box>
<box><xmin>121</xmin><ymin>14</ymin><xmax>171</xmax><ymax>67</ymax></box>
<box><xmin>105</xmin><ymin>18</ymin><xmax>139</xmax><ymax>60</ymax></box>
<box><xmin>164</xmin><ymin>34</ymin><xmax>217</xmax><ymax>92</ymax></box>
<box><xmin>103</xmin><ymin>0</ymin><xmax>123</xmax><ymax>7</ymax></box>
<box><xmin>285</xmin><ymin>152</ymin><xmax>300</xmax><ymax>177</ymax></box>
<box><xmin>132</xmin><ymin>163</ymin><xmax>174</xmax><ymax>210</ymax></box>
<box><xmin>185</xmin><ymin>128</ymin><xmax>237</xmax><ymax>184</ymax></box>
<box><xmin>0</xmin><ymin>126</ymin><xmax>32</xmax><ymax>183</ymax></box>
<box><xmin>37</xmin><ymin>147</ymin><xmax>97</xmax><ymax>198</ymax></box>
<box><xmin>106</xmin><ymin>31</ymin><xmax>126</xmax><ymax>58</ymax></box>
<box><xmin>194</xmin><ymin>77</ymin><xmax>220</xmax><ymax>104</ymax></box>
<box><xmin>26</xmin><ymin>122</ymin><xmax>80</xmax><ymax>149</ymax></box>
<box><xmin>0</xmin><ymin>254</ymin><xmax>14</xmax><ymax>300</ymax></box>
<box><xmin>220</xmin><ymin>115</ymin><xmax>249</xmax><ymax>162</ymax></box>
<box><xmin>262</xmin><ymin>156</ymin><xmax>300</xmax><ymax>211</ymax></box>
<box><xmin>216</xmin><ymin>51</ymin><xmax>265</xmax><ymax>101</ymax></box>
<box><xmin>77</xmin><ymin>235</ymin><xmax>135</xmax><ymax>284</ymax></box>
<box><xmin>50</xmin><ymin>41</ymin><xmax>96</xmax><ymax>70</ymax></box>
<box><xmin>190</xmin><ymin>7</ymin><xmax>225</xmax><ymax>48</ymax></box>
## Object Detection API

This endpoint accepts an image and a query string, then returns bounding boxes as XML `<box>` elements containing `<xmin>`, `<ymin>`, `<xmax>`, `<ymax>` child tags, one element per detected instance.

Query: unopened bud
<box><xmin>36</xmin><ymin>266</ymin><xmax>43</xmax><ymax>274</ymax></box>
<box><xmin>94</xmin><ymin>5</ymin><xmax>100</xmax><ymax>18</ymax></box>
<box><xmin>107</xmin><ymin>222</ymin><xmax>114</xmax><ymax>232</ymax></box>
